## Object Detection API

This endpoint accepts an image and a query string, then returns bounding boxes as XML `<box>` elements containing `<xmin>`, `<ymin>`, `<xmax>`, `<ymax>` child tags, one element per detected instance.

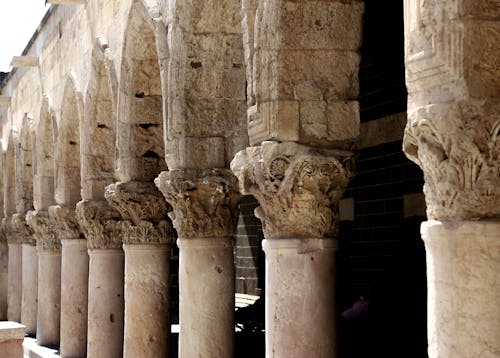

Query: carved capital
<box><xmin>155</xmin><ymin>169</ymin><xmax>240</xmax><ymax>238</ymax></box>
<box><xmin>231</xmin><ymin>141</ymin><xmax>354</xmax><ymax>238</ymax></box>
<box><xmin>12</xmin><ymin>213</ymin><xmax>35</xmax><ymax>245</ymax></box>
<box><xmin>48</xmin><ymin>205</ymin><xmax>82</xmax><ymax>240</ymax></box>
<box><xmin>404</xmin><ymin>101</ymin><xmax>500</xmax><ymax>220</ymax></box>
<box><xmin>105</xmin><ymin>181</ymin><xmax>173</xmax><ymax>245</ymax></box>
<box><xmin>26</xmin><ymin>211</ymin><xmax>60</xmax><ymax>253</ymax></box>
<box><xmin>75</xmin><ymin>200</ymin><xmax>122</xmax><ymax>249</ymax></box>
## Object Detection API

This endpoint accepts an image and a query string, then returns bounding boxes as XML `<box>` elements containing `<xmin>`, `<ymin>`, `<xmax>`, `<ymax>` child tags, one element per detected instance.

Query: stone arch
<box><xmin>16</xmin><ymin>114</ymin><xmax>35</xmax><ymax>214</ymax></box>
<box><xmin>4</xmin><ymin>130</ymin><xmax>17</xmax><ymax>217</ymax></box>
<box><xmin>55</xmin><ymin>73</ymin><xmax>84</xmax><ymax>207</ymax></box>
<box><xmin>34</xmin><ymin>96</ymin><xmax>58</xmax><ymax>211</ymax></box>
<box><xmin>81</xmin><ymin>39</ymin><xmax>118</xmax><ymax>200</ymax></box>
<box><xmin>116</xmin><ymin>0</ymin><xmax>167</xmax><ymax>182</ymax></box>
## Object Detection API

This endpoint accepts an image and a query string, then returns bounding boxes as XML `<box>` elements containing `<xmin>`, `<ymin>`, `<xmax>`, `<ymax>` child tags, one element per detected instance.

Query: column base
<box><xmin>422</xmin><ymin>220</ymin><xmax>500</xmax><ymax>358</ymax></box>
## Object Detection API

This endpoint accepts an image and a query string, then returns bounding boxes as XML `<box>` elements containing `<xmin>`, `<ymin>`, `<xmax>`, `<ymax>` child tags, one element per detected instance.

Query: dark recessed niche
<box><xmin>135</xmin><ymin>91</ymin><xmax>145</xmax><ymax>98</ymax></box>
<box><xmin>139</xmin><ymin>123</ymin><xmax>158</xmax><ymax>130</ymax></box>
<box><xmin>142</xmin><ymin>150</ymin><xmax>159</xmax><ymax>158</ymax></box>
<box><xmin>97</xmin><ymin>124</ymin><xmax>107</xmax><ymax>129</ymax></box>
<box><xmin>190</xmin><ymin>61</ymin><xmax>202</xmax><ymax>69</ymax></box>
<box><xmin>69</xmin><ymin>141</ymin><xmax>77</xmax><ymax>145</ymax></box>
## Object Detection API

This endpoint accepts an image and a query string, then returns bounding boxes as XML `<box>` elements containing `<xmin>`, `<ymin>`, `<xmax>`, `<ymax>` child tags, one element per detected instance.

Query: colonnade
<box><xmin>0</xmin><ymin>0</ymin><xmax>497</xmax><ymax>357</ymax></box>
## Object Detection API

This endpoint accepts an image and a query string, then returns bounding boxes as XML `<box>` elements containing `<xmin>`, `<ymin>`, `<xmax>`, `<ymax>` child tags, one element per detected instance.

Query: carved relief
<box><xmin>26</xmin><ymin>211</ymin><xmax>60</xmax><ymax>252</ymax></box>
<box><xmin>404</xmin><ymin>101</ymin><xmax>500</xmax><ymax>220</ymax></box>
<box><xmin>155</xmin><ymin>169</ymin><xmax>240</xmax><ymax>238</ymax></box>
<box><xmin>231</xmin><ymin>141</ymin><xmax>354</xmax><ymax>238</ymax></box>
<box><xmin>48</xmin><ymin>205</ymin><xmax>82</xmax><ymax>240</ymax></box>
<box><xmin>12</xmin><ymin>213</ymin><xmax>35</xmax><ymax>246</ymax></box>
<box><xmin>75</xmin><ymin>200</ymin><xmax>122</xmax><ymax>249</ymax></box>
<box><xmin>105</xmin><ymin>181</ymin><xmax>173</xmax><ymax>245</ymax></box>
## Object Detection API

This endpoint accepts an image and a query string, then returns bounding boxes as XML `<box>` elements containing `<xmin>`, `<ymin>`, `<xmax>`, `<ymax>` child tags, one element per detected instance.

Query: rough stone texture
<box><xmin>403</xmin><ymin>0</ymin><xmax>500</xmax><ymax>221</ymax></box>
<box><xmin>123</xmin><ymin>244</ymin><xmax>170</xmax><ymax>358</ymax></box>
<box><xmin>48</xmin><ymin>205</ymin><xmax>82</xmax><ymax>240</ymax></box>
<box><xmin>87</xmin><ymin>249</ymin><xmax>124</xmax><ymax>358</ymax></box>
<box><xmin>21</xmin><ymin>244</ymin><xmax>38</xmax><ymax>336</ymax></box>
<box><xmin>421</xmin><ymin>221</ymin><xmax>500</xmax><ymax>358</ymax></box>
<box><xmin>0</xmin><ymin>228</ymin><xmax>8</xmax><ymax>320</ymax></box>
<box><xmin>263</xmin><ymin>238</ymin><xmax>338</xmax><ymax>358</ymax></box>
<box><xmin>105</xmin><ymin>181</ymin><xmax>173</xmax><ymax>245</ymax></box>
<box><xmin>75</xmin><ymin>200</ymin><xmax>121</xmax><ymax>250</ymax></box>
<box><xmin>231</xmin><ymin>141</ymin><xmax>354</xmax><ymax>239</ymax></box>
<box><xmin>177</xmin><ymin>237</ymin><xmax>235</xmax><ymax>358</ymax></box>
<box><xmin>60</xmin><ymin>239</ymin><xmax>88</xmax><ymax>358</ymax></box>
<box><xmin>26</xmin><ymin>211</ymin><xmax>60</xmax><ymax>253</ymax></box>
<box><xmin>36</xmin><ymin>251</ymin><xmax>61</xmax><ymax>348</ymax></box>
<box><xmin>155</xmin><ymin>169</ymin><xmax>240</xmax><ymax>238</ymax></box>
<box><xmin>243</xmin><ymin>0</ymin><xmax>363</xmax><ymax>147</ymax></box>
<box><xmin>12</xmin><ymin>213</ymin><xmax>35</xmax><ymax>246</ymax></box>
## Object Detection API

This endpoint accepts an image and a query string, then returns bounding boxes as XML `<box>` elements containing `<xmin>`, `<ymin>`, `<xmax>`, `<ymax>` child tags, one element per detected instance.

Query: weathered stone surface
<box><xmin>20</xmin><ymin>244</ymin><xmax>38</xmax><ymax>336</ymax></box>
<box><xmin>231</xmin><ymin>141</ymin><xmax>354</xmax><ymax>238</ymax></box>
<box><xmin>403</xmin><ymin>0</ymin><xmax>500</xmax><ymax>220</ymax></box>
<box><xmin>11</xmin><ymin>213</ymin><xmax>35</xmax><ymax>246</ymax></box>
<box><xmin>155</xmin><ymin>169</ymin><xmax>240</xmax><ymax>238</ymax></box>
<box><xmin>75</xmin><ymin>200</ymin><xmax>122</xmax><ymax>249</ymax></box>
<box><xmin>105</xmin><ymin>181</ymin><xmax>173</xmax><ymax>245</ymax></box>
<box><xmin>26</xmin><ymin>211</ymin><xmax>60</xmax><ymax>252</ymax></box>
<box><xmin>48</xmin><ymin>205</ymin><xmax>82</xmax><ymax>240</ymax></box>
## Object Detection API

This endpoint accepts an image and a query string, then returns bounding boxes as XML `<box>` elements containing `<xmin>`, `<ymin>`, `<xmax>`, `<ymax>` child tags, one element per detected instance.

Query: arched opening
<box><xmin>82</xmin><ymin>50</ymin><xmax>117</xmax><ymax>201</ymax></box>
<box><xmin>35</xmin><ymin>99</ymin><xmax>57</xmax><ymax>211</ymax></box>
<box><xmin>17</xmin><ymin>115</ymin><xmax>34</xmax><ymax>214</ymax></box>
<box><xmin>56</xmin><ymin>77</ymin><xmax>82</xmax><ymax>207</ymax></box>
<box><xmin>4</xmin><ymin>131</ymin><xmax>17</xmax><ymax>217</ymax></box>
<box><xmin>117</xmin><ymin>1</ymin><xmax>166</xmax><ymax>183</ymax></box>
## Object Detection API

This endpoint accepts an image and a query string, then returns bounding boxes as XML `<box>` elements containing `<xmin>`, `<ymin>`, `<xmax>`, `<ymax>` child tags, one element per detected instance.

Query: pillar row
<box><xmin>156</xmin><ymin>168</ymin><xmax>239</xmax><ymax>358</ymax></box>
<box><xmin>49</xmin><ymin>205</ymin><xmax>88</xmax><ymax>358</ymax></box>
<box><xmin>402</xmin><ymin>0</ymin><xmax>500</xmax><ymax>357</ymax></box>
<box><xmin>76</xmin><ymin>200</ymin><xmax>124</xmax><ymax>358</ymax></box>
<box><xmin>232</xmin><ymin>142</ymin><xmax>353</xmax><ymax>357</ymax></box>
<box><xmin>105</xmin><ymin>181</ymin><xmax>173</xmax><ymax>358</ymax></box>
<box><xmin>27</xmin><ymin>210</ymin><xmax>61</xmax><ymax>348</ymax></box>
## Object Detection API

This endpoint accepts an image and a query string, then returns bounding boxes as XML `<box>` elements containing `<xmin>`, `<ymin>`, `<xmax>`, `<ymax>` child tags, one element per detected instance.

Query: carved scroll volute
<box><xmin>26</xmin><ymin>211</ymin><xmax>60</xmax><ymax>253</ymax></box>
<box><xmin>48</xmin><ymin>205</ymin><xmax>82</xmax><ymax>240</ymax></box>
<box><xmin>155</xmin><ymin>168</ymin><xmax>240</xmax><ymax>239</ymax></box>
<box><xmin>75</xmin><ymin>200</ymin><xmax>122</xmax><ymax>250</ymax></box>
<box><xmin>104</xmin><ymin>181</ymin><xmax>174</xmax><ymax>245</ymax></box>
<box><xmin>231</xmin><ymin>141</ymin><xmax>354</xmax><ymax>239</ymax></box>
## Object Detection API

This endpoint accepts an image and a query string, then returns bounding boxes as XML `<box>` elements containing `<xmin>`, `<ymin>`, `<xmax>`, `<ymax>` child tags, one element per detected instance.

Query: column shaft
<box><xmin>7</xmin><ymin>243</ymin><xmax>22</xmax><ymax>322</ymax></box>
<box><xmin>178</xmin><ymin>237</ymin><xmax>235</xmax><ymax>358</ymax></box>
<box><xmin>60</xmin><ymin>239</ymin><xmax>88</xmax><ymax>357</ymax></box>
<box><xmin>36</xmin><ymin>251</ymin><xmax>61</xmax><ymax>347</ymax></box>
<box><xmin>421</xmin><ymin>221</ymin><xmax>500</xmax><ymax>357</ymax></box>
<box><xmin>21</xmin><ymin>244</ymin><xmax>38</xmax><ymax>335</ymax></box>
<box><xmin>123</xmin><ymin>244</ymin><xmax>170</xmax><ymax>358</ymax></box>
<box><xmin>0</xmin><ymin>239</ymin><xmax>8</xmax><ymax>320</ymax></box>
<box><xmin>263</xmin><ymin>238</ymin><xmax>337</xmax><ymax>358</ymax></box>
<box><xmin>87</xmin><ymin>249</ymin><xmax>124</xmax><ymax>358</ymax></box>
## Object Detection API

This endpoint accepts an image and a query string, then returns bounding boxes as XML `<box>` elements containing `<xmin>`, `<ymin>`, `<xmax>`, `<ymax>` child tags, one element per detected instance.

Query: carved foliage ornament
<box><xmin>75</xmin><ymin>200</ymin><xmax>122</xmax><ymax>249</ymax></box>
<box><xmin>12</xmin><ymin>213</ymin><xmax>35</xmax><ymax>246</ymax></box>
<box><xmin>105</xmin><ymin>181</ymin><xmax>173</xmax><ymax>245</ymax></box>
<box><xmin>48</xmin><ymin>205</ymin><xmax>82</xmax><ymax>240</ymax></box>
<box><xmin>26</xmin><ymin>211</ymin><xmax>60</xmax><ymax>252</ymax></box>
<box><xmin>155</xmin><ymin>169</ymin><xmax>240</xmax><ymax>238</ymax></box>
<box><xmin>404</xmin><ymin>101</ymin><xmax>500</xmax><ymax>220</ymax></box>
<box><xmin>231</xmin><ymin>141</ymin><xmax>354</xmax><ymax>239</ymax></box>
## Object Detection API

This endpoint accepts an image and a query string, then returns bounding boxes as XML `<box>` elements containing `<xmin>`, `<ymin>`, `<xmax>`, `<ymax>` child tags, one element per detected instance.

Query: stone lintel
<box><xmin>10</xmin><ymin>56</ymin><xmax>39</xmax><ymax>68</ymax></box>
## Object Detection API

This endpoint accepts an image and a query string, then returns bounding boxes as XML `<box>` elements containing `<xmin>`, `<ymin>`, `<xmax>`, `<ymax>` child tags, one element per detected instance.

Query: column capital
<box><xmin>12</xmin><ymin>213</ymin><xmax>35</xmax><ymax>246</ymax></box>
<box><xmin>48</xmin><ymin>205</ymin><xmax>82</xmax><ymax>240</ymax></box>
<box><xmin>231</xmin><ymin>141</ymin><xmax>354</xmax><ymax>239</ymax></box>
<box><xmin>105</xmin><ymin>181</ymin><xmax>174</xmax><ymax>245</ymax></box>
<box><xmin>26</xmin><ymin>211</ymin><xmax>60</xmax><ymax>253</ymax></box>
<box><xmin>155</xmin><ymin>168</ymin><xmax>240</xmax><ymax>238</ymax></box>
<box><xmin>75</xmin><ymin>200</ymin><xmax>122</xmax><ymax>249</ymax></box>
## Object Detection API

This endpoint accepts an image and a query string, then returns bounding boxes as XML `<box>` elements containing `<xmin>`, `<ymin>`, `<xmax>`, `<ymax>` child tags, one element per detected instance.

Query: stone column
<box><xmin>403</xmin><ymin>1</ymin><xmax>500</xmax><ymax>357</ymax></box>
<box><xmin>11</xmin><ymin>214</ymin><xmax>37</xmax><ymax>334</ymax></box>
<box><xmin>156</xmin><ymin>169</ymin><xmax>239</xmax><ymax>358</ymax></box>
<box><xmin>27</xmin><ymin>211</ymin><xmax>61</xmax><ymax>348</ymax></box>
<box><xmin>76</xmin><ymin>200</ymin><xmax>124</xmax><ymax>358</ymax></box>
<box><xmin>232</xmin><ymin>142</ymin><xmax>353</xmax><ymax>357</ymax></box>
<box><xmin>49</xmin><ymin>205</ymin><xmax>88</xmax><ymax>358</ymax></box>
<box><xmin>105</xmin><ymin>181</ymin><xmax>173</xmax><ymax>358</ymax></box>
<box><xmin>5</xmin><ymin>216</ymin><xmax>22</xmax><ymax>323</ymax></box>
<box><xmin>0</xmin><ymin>226</ymin><xmax>8</xmax><ymax>320</ymax></box>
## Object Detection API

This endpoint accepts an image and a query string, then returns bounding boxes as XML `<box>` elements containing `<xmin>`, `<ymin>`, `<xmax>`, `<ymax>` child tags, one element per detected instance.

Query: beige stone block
<box><xmin>21</xmin><ymin>244</ymin><xmax>38</xmax><ymax>336</ymax></box>
<box><xmin>7</xmin><ymin>243</ymin><xmax>22</xmax><ymax>323</ymax></box>
<box><xmin>249</xmin><ymin>100</ymin><xmax>299</xmax><ymax>145</ymax></box>
<box><xmin>0</xmin><ymin>321</ymin><xmax>25</xmax><ymax>358</ymax></box>
<box><xmin>165</xmin><ymin>137</ymin><xmax>225</xmax><ymax>170</ymax></box>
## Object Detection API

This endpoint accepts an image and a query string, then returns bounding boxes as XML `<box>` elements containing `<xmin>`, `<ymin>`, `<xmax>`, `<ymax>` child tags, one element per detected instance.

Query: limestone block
<box><xmin>10</xmin><ymin>56</ymin><xmax>39</xmax><ymax>68</ymax></box>
<box><xmin>165</xmin><ymin>136</ymin><xmax>225</xmax><ymax>170</ymax></box>
<box><xmin>7</xmin><ymin>243</ymin><xmax>22</xmax><ymax>322</ymax></box>
<box><xmin>21</xmin><ymin>244</ymin><xmax>38</xmax><ymax>336</ymax></box>
<box><xmin>0</xmin><ymin>322</ymin><xmax>25</xmax><ymax>358</ymax></box>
